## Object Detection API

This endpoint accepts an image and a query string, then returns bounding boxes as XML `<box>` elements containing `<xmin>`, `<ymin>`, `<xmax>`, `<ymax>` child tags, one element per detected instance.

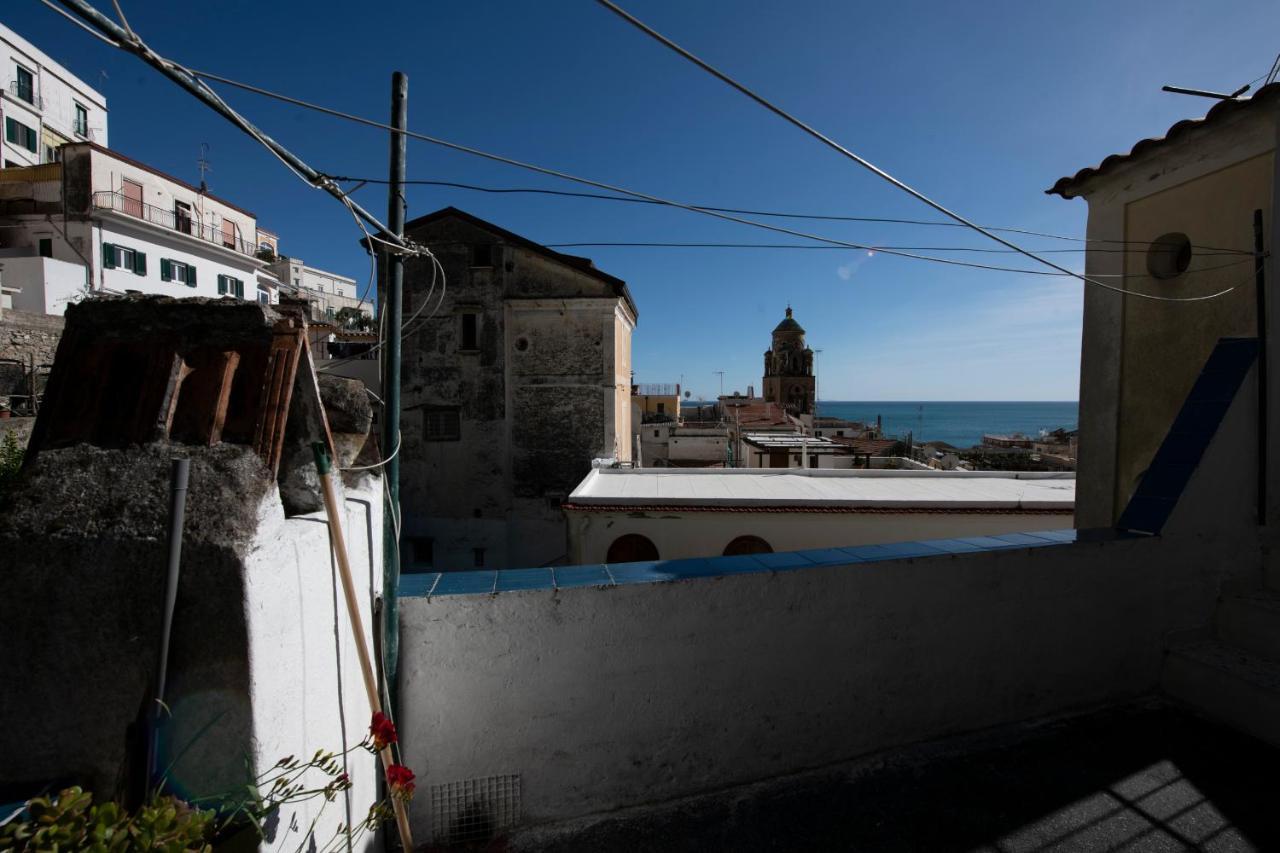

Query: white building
<box><xmin>264</xmin><ymin>254</ymin><xmax>369</xmax><ymax>322</ymax></box>
<box><xmin>564</xmin><ymin>467</ymin><xmax>1075</xmax><ymax>563</ymax></box>
<box><xmin>0</xmin><ymin>142</ymin><xmax>267</xmax><ymax>313</ymax></box>
<box><xmin>2</xmin><ymin>22</ymin><xmax>107</xmax><ymax>169</ymax></box>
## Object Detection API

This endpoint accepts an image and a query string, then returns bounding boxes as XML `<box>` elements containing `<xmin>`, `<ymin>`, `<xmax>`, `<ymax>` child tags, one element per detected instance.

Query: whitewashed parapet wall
<box><xmin>396</xmin><ymin>356</ymin><xmax>1265</xmax><ymax>840</ymax></box>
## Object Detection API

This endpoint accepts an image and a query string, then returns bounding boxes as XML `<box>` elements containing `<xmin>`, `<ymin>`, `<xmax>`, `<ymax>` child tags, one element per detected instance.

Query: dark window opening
<box><xmin>424</xmin><ymin>407</ymin><xmax>461</xmax><ymax>441</ymax></box>
<box><xmin>607</xmin><ymin>534</ymin><xmax>659</xmax><ymax>563</ymax></box>
<box><xmin>723</xmin><ymin>535</ymin><xmax>773</xmax><ymax>556</ymax></box>
<box><xmin>38</xmin><ymin>238</ymin><xmax>52</xmax><ymax>258</ymax></box>
<box><xmin>15</xmin><ymin>66</ymin><xmax>34</xmax><ymax>104</ymax></box>
<box><xmin>411</xmin><ymin>537</ymin><xmax>433</xmax><ymax>567</ymax></box>
<box><xmin>656</xmin><ymin>402</ymin><xmax>666</xmax><ymax>414</ymax></box>
<box><xmin>175</xmin><ymin>201</ymin><xmax>192</xmax><ymax>235</ymax></box>
<box><xmin>471</xmin><ymin>244</ymin><xmax>494</xmax><ymax>267</ymax></box>
<box><xmin>473</xmin><ymin>548</ymin><xmax>486</xmax><ymax>568</ymax></box>
<box><xmin>460</xmin><ymin>312</ymin><xmax>478</xmax><ymax>350</ymax></box>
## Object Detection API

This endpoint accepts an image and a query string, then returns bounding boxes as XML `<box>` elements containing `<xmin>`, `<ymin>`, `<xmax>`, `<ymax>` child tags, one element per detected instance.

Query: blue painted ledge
<box><xmin>400</xmin><ymin>528</ymin><xmax>1080</xmax><ymax>598</ymax></box>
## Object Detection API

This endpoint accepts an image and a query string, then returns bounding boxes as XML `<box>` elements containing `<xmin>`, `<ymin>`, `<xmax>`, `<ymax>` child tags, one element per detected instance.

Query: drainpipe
<box><xmin>1255</xmin><ymin>209</ymin><xmax>1268</xmax><ymax>527</ymax></box>
<box><xmin>146</xmin><ymin>458</ymin><xmax>190</xmax><ymax>789</ymax></box>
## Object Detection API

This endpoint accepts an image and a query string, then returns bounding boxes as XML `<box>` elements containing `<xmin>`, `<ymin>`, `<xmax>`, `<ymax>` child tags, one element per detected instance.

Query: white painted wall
<box><xmin>1</xmin><ymin>255</ymin><xmax>86</xmax><ymax>314</ymax></box>
<box><xmin>243</xmin><ymin>480</ymin><xmax>385</xmax><ymax>853</ymax></box>
<box><xmin>566</xmin><ymin>507</ymin><xmax>1075</xmax><ymax>563</ymax></box>
<box><xmin>2</xmin><ymin>22</ymin><xmax>108</xmax><ymax>150</ymax></box>
<box><xmin>94</xmin><ymin>219</ymin><xmax>259</xmax><ymax>300</ymax></box>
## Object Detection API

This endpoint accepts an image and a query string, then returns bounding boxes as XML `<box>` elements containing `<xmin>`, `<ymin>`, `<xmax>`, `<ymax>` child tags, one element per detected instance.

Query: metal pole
<box><xmin>382</xmin><ymin>72</ymin><xmax>408</xmax><ymax>692</ymax></box>
<box><xmin>1255</xmin><ymin>209</ymin><xmax>1268</xmax><ymax>526</ymax></box>
<box><xmin>148</xmin><ymin>456</ymin><xmax>189</xmax><ymax>786</ymax></box>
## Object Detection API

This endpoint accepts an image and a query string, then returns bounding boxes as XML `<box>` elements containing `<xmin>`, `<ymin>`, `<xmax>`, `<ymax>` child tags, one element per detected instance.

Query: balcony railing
<box><xmin>7</xmin><ymin>80</ymin><xmax>42</xmax><ymax>109</ymax></box>
<box><xmin>92</xmin><ymin>191</ymin><xmax>256</xmax><ymax>257</ymax></box>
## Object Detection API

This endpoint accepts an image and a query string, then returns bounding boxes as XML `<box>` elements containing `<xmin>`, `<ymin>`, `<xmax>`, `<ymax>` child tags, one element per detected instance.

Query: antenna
<box><xmin>1161</xmin><ymin>83</ymin><xmax>1251</xmax><ymax>101</ymax></box>
<box><xmin>197</xmin><ymin>143</ymin><xmax>212</xmax><ymax>192</ymax></box>
<box><xmin>714</xmin><ymin>370</ymin><xmax>725</xmax><ymax>399</ymax></box>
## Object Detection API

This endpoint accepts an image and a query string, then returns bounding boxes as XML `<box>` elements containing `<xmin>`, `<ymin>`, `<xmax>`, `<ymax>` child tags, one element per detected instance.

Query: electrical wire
<box><xmin>39</xmin><ymin>0</ymin><xmax>120</xmax><ymax>45</ymax></box>
<box><xmin>589</xmin><ymin>0</ymin><xmax>1258</xmax><ymax>302</ymax></box>
<box><xmin>188</xmin><ymin>66</ymin><xmax>1252</xmax><ymax>301</ymax></box>
<box><xmin>342</xmin><ymin>429</ymin><xmax>402</xmax><ymax>473</ymax></box>
<box><xmin>327</xmin><ymin>176</ymin><xmax>1250</xmax><ymax>253</ymax></box>
<box><xmin>539</xmin><ymin>241</ymin><xmax>1247</xmax><ymax>257</ymax></box>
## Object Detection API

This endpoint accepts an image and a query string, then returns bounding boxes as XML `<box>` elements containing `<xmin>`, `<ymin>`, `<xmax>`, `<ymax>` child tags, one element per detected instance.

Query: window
<box><xmin>257</xmin><ymin>286</ymin><xmax>271</xmax><ymax>305</ymax></box>
<box><xmin>174</xmin><ymin>201</ymin><xmax>192</xmax><ymax>235</ymax></box>
<box><xmin>221</xmin><ymin>219</ymin><xmax>237</xmax><ymax>249</ymax></box>
<box><xmin>102</xmin><ymin>243</ymin><xmax>146</xmax><ymax>275</ymax></box>
<box><xmin>217</xmin><ymin>274</ymin><xmax>244</xmax><ymax>298</ymax></box>
<box><xmin>653</xmin><ymin>430</ymin><xmax>660</xmax><ymax>438</ymax></box>
<box><xmin>606</xmin><ymin>534</ymin><xmax>659</xmax><ymax>563</ymax></box>
<box><xmin>43</xmin><ymin>145</ymin><xmax>61</xmax><ymax>164</ymax></box>
<box><xmin>723</xmin><ymin>535</ymin><xmax>773</xmax><ymax>556</ymax></box>
<box><xmin>5</xmin><ymin>118</ymin><xmax>37</xmax><ymax>153</ymax></box>
<box><xmin>656</xmin><ymin>402</ymin><xmax>666</xmax><ymax>415</ymax></box>
<box><xmin>471</xmin><ymin>243</ymin><xmax>494</xmax><ymax>267</ymax></box>
<box><xmin>15</xmin><ymin>66</ymin><xmax>34</xmax><ymax>104</ymax></box>
<box><xmin>459</xmin><ymin>312</ymin><xmax>479</xmax><ymax>351</ymax></box>
<box><xmin>1147</xmin><ymin>232</ymin><xmax>1193</xmax><ymax>280</ymax></box>
<box><xmin>38</xmin><ymin>238</ymin><xmax>52</xmax><ymax>258</ymax></box>
<box><xmin>410</xmin><ymin>537</ymin><xmax>433</xmax><ymax>567</ymax></box>
<box><xmin>161</xmin><ymin>259</ymin><xmax>195</xmax><ymax>286</ymax></box>
<box><xmin>121</xmin><ymin>179</ymin><xmax>143</xmax><ymax>218</ymax></box>
<box><xmin>74</xmin><ymin>103</ymin><xmax>89</xmax><ymax>137</ymax></box>
<box><xmin>473</xmin><ymin>548</ymin><xmax>485</xmax><ymax>568</ymax></box>
<box><xmin>423</xmin><ymin>407</ymin><xmax>461</xmax><ymax>441</ymax></box>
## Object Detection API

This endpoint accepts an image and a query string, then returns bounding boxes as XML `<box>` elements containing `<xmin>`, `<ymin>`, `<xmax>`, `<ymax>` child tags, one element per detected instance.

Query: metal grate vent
<box><xmin>429</xmin><ymin>774</ymin><xmax>522</xmax><ymax>845</ymax></box>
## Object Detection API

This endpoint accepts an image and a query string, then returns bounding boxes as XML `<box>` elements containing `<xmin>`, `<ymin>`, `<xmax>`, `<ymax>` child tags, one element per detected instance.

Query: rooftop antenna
<box><xmin>1161</xmin><ymin>83</ymin><xmax>1251</xmax><ymax>101</ymax></box>
<box><xmin>197</xmin><ymin>143</ymin><xmax>212</xmax><ymax>192</ymax></box>
<box><xmin>714</xmin><ymin>370</ymin><xmax>725</xmax><ymax>399</ymax></box>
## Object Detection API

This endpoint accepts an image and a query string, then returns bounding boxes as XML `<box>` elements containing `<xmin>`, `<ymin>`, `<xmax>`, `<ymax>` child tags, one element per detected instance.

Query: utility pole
<box><xmin>382</xmin><ymin>71</ymin><xmax>408</xmax><ymax>696</ymax></box>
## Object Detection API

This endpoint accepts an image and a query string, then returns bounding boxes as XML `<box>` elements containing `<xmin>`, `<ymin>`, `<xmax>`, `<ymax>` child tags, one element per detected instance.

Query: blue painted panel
<box><xmin>1018</xmin><ymin>529</ymin><xmax>1077</xmax><ymax>543</ymax></box>
<box><xmin>845</xmin><ymin>541</ymin><xmax>949</xmax><ymax>560</ymax></box>
<box><xmin>956</xmin><ymin>535</ymin><xmax>1028</xmax><ymax>551</ymax></box>
<box><xmin>990</xmin><ymin>532</ymin><xmax>1061</xmax><ymax>547</ymax></box>
<box><xmin>608</xmin><ymin>561</ymin><xmax>680</xmax><ymax>585</ymax></box>
<box><xmin>432</xmin><ymin>571</ymin><xmax>497</xmax><ymax>596</ymax></box>
<box><xmin>798</xmin><ymin>548</ymin><xmax>861</xmax><ymax>566</ymax></box>
<box><xmin>553</xmin><ymin>565</ymin><xmax>613</xmax><ymax>588</ymax></box>
<box><xmin>496</xmin><ymin>568</ymin><xmax>555</xmax><ymax>592</ymax></box>
<box><xmin>751</xmin><ymin>550</ymin><xmax>816</xmax><ymax>570</ymax></box>
<box><xmin>399</xmin><ymin>573</ymin><xmax>440</xmax><ymax>597</ymax></box>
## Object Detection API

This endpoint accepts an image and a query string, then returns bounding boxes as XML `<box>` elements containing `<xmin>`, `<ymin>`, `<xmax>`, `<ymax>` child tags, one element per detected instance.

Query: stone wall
<box><xmin>0</xmin><ymin>309</ymin><xmax>63</xmax><ymax>367</ymax></box>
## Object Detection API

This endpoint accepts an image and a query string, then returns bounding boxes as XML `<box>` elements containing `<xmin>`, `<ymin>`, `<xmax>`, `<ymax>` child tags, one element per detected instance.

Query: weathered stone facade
<box><xmin>396</xmin><ymin>208</ymin><xmax>637</xmax><ymax>570</ymax></box>
<box><xmin>0</xmin><ymin>310</ymin><xmax>63</xmax><ymax>408</ymax></box>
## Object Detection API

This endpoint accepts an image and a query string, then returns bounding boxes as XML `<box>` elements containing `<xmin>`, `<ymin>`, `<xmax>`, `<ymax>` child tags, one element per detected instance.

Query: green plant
<box><xmin>0</xmin><ymin>787</ymin><xmax>214</xmax><ymax>852</ymax></box>
<box><xmin>333</xmin><ymin>306</ymin><xmax>372</xmax><ymax>332</ymax></box>
<box><xmin>0</xmin><ymin>429</ymin><xmax>23</xmax><ymax>496</ymax></box>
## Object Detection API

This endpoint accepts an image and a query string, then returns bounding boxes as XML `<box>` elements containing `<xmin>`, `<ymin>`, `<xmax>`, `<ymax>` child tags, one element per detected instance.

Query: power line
<box><xmin>186</xmin><ymin>68</ymin><xmax>1247</xmax><ymax>301</ymax></box>
<box><xmin>327</xmin><ymin>176</ymin><xmax>1247</xmax><ymax>253</ymax></box>
<box><xmin>48</xmin><ymin>0</ymin><xmax>416</xmax><ymax>255</ymax></box>
<box><xmin>590</xmin><ymin>0</ymin><xmax>1252</xmax><ymax>303</ymax></box>
<box><xmin>539</xmin><ymin>241</ymin><xmax>1246</xmax><ymax>257</ymax></box>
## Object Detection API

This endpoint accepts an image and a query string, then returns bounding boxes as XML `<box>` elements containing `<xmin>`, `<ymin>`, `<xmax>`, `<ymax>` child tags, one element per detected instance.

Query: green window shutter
<box><xmin>187</xmin><ymin>266</ymin><xmax>196</xmax><ymax>288</ymax></box>
<box><xmin>160</xmin><ymin>258</ymin><xmax>171</xmax><ymax>281</ymax></box>
<box><xmin>233</xmin><ymin>278</ymin><xmax>244</xmax><ymax>299</ymax></box>
<box><xmin>134</xmin><ymin>251</ymin><xmax>147</xmax><ymax>276</ymax></box>
<box><xmin>102</xmin><ymin>243</ymin><xmax>116</xmax><ymax>269</ymax></box>
<box><xmin>217</xmin><ymin>274</ymin><xmax>227</xmax><ymax>295</ymax></box>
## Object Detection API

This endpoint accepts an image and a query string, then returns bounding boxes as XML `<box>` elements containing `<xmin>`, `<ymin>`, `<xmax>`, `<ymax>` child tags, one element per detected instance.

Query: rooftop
<box><xmin>567</xmin><ymin>467</ymin><xmax>1075</xmax><ymax>511</ymax></box>
<box><xmin>741</xmin><ymin>432</ymin><xmax>843</xmax><ymax>453</ymax></box>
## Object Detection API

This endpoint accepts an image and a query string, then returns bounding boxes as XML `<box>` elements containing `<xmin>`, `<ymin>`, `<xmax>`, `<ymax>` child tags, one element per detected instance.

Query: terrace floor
<box><xmin>519</xmin><ymin>702</ymin><xmax>1280</xmax><ymax>852</ymax></box>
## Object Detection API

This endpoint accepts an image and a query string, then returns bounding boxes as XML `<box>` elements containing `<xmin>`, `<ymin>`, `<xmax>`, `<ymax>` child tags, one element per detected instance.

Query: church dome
<box><xmin>773</xmin><ymin>306</ymin><xmax>805</xmax><ymax>334</ymax></box>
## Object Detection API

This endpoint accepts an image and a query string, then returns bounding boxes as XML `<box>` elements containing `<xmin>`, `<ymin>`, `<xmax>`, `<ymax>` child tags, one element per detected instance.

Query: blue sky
<box><xmin>12</xmin><ymin>0</ymin><xmax>1279</xmax><ymax>400</ymax></box>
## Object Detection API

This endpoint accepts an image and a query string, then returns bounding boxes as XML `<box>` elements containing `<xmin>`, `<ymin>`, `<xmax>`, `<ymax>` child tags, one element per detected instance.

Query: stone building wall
<box><xmin>0</xmin><ymin>309</ymin><xmax>63</xmax><ymax>366</ymax></box>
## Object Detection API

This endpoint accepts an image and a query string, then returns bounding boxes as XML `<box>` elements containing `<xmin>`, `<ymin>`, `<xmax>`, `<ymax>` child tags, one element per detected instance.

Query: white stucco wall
<box><xmin>566</xmin><ymin>507</ymin><xmax>1075</xmax><ymax>563</ymax></box>
<box><xmin>1</xmin><ymin>255</ymin><xmax>86</xmax><ymax>314</ymax></box>
<box><xmin>2</xmin><ymin>22</ymin><xmax>108</xmax><ymax>147</ymax></box>
<box><xmin>243</xmin><ymin>479</ymin><xmax>385</xmax><ymax>853</ymax></box>
<box><xmin>94</xmin><ymin>219</ymin><xmax>260</xmax><ymax>300</ymax></box>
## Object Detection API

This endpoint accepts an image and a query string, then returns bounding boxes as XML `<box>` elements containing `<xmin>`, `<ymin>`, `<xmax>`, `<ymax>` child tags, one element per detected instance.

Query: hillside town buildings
<box><xmin>2</xmin><ymin>23</ymin><xmax>106</xmax><ymax>169</ymax></box>
<box><xmin>396</xmin><ymin>207</ymin><xmax>636</xmax><ymax>570</ymax></box>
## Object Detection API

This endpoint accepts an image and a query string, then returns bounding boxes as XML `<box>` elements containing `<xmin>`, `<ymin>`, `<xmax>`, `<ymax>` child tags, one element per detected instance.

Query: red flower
<box><xmin>369</xmin><ymin>712</ymin><xmax>398</xmax><ymax>751</ymax></box>
<box><xmin>386</xmin><ymin>764</ymin><xmax>416</xmax><ymax>800</ymax></box>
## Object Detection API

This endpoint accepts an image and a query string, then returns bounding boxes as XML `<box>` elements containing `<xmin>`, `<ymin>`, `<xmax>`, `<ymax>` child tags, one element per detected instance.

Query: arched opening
<box><xmin>606</xmin><ymin>533</ymin><xmax>659</xmax><ymax>563</ymax></box>
<box><xmin>723</xmin><ymin>535</ymin><xmax>773</xmax><ymax>556</ymax></box>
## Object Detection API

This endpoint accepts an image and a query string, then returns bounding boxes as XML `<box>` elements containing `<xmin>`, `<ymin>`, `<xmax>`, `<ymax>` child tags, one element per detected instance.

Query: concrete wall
<box><xmin>94</xmin><ymin>218</ymin><xmax>260</xmax><ymax>301</ymax></box>
<box><xmin>565</xmin><ymin>507</ymin><xmax>1075</xmax><ymax>563</ymax></box>
<box><xmin>396</xmin><ymin>332</ymin><xmax>1265</xmax><ymax>840</ymax></box>
<box><xmin>1</xmin><ymin>22</ymin><xmax>108</xmax><ymax>148</ymax></box>
<box><xmin>1070</xmin><ymin>104</ymin><xmax>1278</xmax><ymax>527</ymax></box>
<box><xmin>3</xmin><ymin>255</ymin><xmax>87</xmax><ymax>314</ymax></box>
<box><xmin>0</xmin><ymin>444</ymin><xmax>385</xmax><ymax>851</ymax></box>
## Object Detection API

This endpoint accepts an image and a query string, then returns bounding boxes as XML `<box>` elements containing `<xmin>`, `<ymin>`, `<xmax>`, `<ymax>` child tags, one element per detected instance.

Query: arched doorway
<box><xmin>606</xmin><ymin>533</ymin><xmax>660</xmax><ymax>563</ymax></box>
<box><xmin>723</xmin><ymin>535</ymin><xmax>773</xmax><ymax>556</ymax></box>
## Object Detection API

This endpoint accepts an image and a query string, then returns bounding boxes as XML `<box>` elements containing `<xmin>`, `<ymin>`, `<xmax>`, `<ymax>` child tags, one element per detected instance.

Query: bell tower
<box><xmin>762</xmin><ymin>306</ymin><xmax>815</xmax><ymax>414</ymax></box>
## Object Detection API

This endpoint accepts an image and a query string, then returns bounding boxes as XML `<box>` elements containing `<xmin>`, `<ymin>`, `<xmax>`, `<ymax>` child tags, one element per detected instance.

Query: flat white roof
<box><xmin>568</xmin><ymin>468</ymin><xmax>1075</xmax><ymax>510</ymax></box>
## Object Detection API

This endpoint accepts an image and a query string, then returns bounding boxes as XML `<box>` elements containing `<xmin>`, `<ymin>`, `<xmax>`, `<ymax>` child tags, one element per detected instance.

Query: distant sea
<box><xmin>817</xmin><ymin>401</ymin><xmax>1078</xmax><ymax>449</ymax></box>
<box><xmin>685</xmin><ymin>400</ymin><xmax>1079</xmax><ymax>449</ymax></box>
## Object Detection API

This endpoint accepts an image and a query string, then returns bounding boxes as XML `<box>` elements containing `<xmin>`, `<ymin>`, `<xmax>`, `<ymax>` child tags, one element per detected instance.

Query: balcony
<box><xmin>6</xmin><ymin>80</ymin><xmax>42</xmax><ymax>109</ymax></box>
<box><xmin>92</xmin><ymin>191</ymin><xmax>256</xmax><ymax>257</ymax></box>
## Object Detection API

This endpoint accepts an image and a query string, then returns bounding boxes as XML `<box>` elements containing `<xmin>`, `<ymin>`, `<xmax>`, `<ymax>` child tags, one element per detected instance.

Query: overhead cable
<box><xmin>187</xmin><ymin>69</ymin><xmax>1245</xmax><ymax>300</ymax></box>
<box><xmin>590</xmin><ymin>0</ymin><xmax>1249</xmax><ymax>302</ymax></box>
